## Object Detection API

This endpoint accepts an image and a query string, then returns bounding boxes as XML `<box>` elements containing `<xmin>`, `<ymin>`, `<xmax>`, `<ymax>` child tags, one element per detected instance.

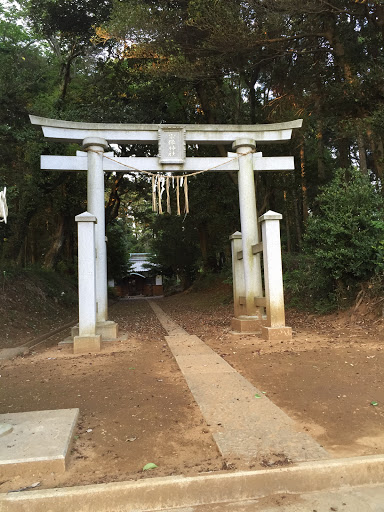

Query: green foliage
<box><xmin>283</xmin><ymin>253</ymin><xmax>336</xmax><ymax>313</ymax></box>
<box><xmin>302</xmin><ymin>168</ymin><xmax>384</xmax><ymax>306</ymax></box>
<box><xmin>150</xmin><ymin>215</ymin><xmax>200</xmax><ymax>290</ymax></box>
<box><xmin>106</xmin><ymin>219</ymin><xmax>136</xmax><ymax>280</ymax></box>
<box><xmin>3</xmin><ymin>0</ymin><xmax>384</xmax><ymax>311</ymax></box>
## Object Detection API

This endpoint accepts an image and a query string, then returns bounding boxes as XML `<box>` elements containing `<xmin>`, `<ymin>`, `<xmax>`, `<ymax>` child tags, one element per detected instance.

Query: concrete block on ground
<box><xmin>261</xmin><ymin>326</ymin><xmax>292</xmax><ymax>341</ymax></box>
<box><xmin>96</xmin><ymin>320</ymin><xmax>118</xmax><ymax>339</ymax></box>
<box><xmin>231</xmin><ymin>316</ymin><xmax>264</xmax><ymax>333</ymax></box>
<box><xmin>71</xmin><ymin>321</ymin><xmax>118</xmax><ymax>340</ymax></box>
<box><xmin>73</xmin><ymin>334</ymin><xmax>101</xmax><ymax>354</ymax></box>
<box><xmin>0</xmin><ymin>409</ymin><xmax>79</xmax><ymax>478</ymax></box>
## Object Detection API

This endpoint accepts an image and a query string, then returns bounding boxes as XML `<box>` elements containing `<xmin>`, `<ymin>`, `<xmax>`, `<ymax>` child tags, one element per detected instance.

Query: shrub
<box><xmin>302</xmin><ymin>167</ymin><xmax>384</xmax><ymax>308</ymax></box>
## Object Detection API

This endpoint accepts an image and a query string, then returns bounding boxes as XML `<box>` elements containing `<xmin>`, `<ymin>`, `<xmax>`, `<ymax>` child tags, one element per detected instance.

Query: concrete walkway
<box><xmin>148</xmin><ymin>301</ymin><xmax>327</xmax><ymax>463</ymax></box>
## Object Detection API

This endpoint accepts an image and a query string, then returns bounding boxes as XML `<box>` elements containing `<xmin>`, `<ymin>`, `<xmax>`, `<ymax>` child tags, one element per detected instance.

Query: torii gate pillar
<box><xmin>233</xmin><ymin>139</ymin><xmax>263</xmax><ymax>316</ymax></box>
<box><xmin>71</xmin><ymin>137</ymin><xmax>118</xmax><ymax>341</ymax></box>
<box><xmin>82</xmin><ymin>137</ymin><xmax>109</xmax><ymax>324</ymax></box>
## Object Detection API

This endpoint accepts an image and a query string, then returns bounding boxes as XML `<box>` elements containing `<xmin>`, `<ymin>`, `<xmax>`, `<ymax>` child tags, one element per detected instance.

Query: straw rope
<box><xmin>88</xmin><ymin>147</ymin><xmax>256</xmax><ymax>178</ymax></box>
<box><xmin>88</xmin><ymin>147</ymin><xmax>256</xmax><ymax>215</ymax></box>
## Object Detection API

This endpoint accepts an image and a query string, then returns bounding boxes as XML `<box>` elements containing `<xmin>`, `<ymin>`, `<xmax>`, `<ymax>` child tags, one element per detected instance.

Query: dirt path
<box><xmin>160</xmin><ymin>292</ymin><xmax>384</xmax><ymax>459</ymax></box>
<box><xmin>1</xmin><ymin>294</ymin><xmax>384</xmax><ymax>493</ymax></box>
<box><xmin>0</xmin><ymin>300</ymin><xmax>222</xmax><ymax>492</ymax></box>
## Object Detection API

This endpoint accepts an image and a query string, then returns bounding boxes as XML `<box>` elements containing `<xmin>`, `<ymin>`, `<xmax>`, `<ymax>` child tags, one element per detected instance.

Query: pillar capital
<box><xmin>232</xmin><ymin>138</ymin><xmax>256</xmax><ymax>151</ymax></box>
<box><xmin>229</xmin><ymin>231</ymin><xmax>242</xmax><ymax>240</ymax></box>
<box><xmin>259</xmin><ymin>210</ymin><xmax>283</xmax><ymax>223</ymax></box>
<box><xmin>75</xmin><ymin>211</ymin><xmax>97</xmax><ymax>223</ymax></box>
<box><xmin>82</xmin><ymin>137</ymin><xmax>109</xmax><ymax>151</ymax></box>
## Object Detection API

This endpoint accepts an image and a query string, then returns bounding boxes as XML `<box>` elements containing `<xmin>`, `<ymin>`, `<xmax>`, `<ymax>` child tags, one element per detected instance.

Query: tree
<box><xmin>22</xmin><ymin>0</ymin><xmax>114</xmax><ymax>104</ymax></box>
<box><xmin>304</xmin><ymin>167</ymin><xmax>384</xmax><ymax>299</ymax></box>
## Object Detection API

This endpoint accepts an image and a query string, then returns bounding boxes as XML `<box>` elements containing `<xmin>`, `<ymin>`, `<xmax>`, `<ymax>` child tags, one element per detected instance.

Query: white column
<box><xmin>233</xmin><ymin>138</ymin><xmax>263</xmax><ymax>317</ymax></box>
<box><xmin>82</xmin><ymin>137</ymin><xmax>109</xmax><ymax>323</ymax></box>
<box><xmin>74</xmin><ymin>212</ymin><xmax>101</xmax><ymax>354</ymax></box>
<box><xmin>259</xmin><ymin>210</ymin><xmax>291</xmax><ymax>341</ymax></box>
<box><xmin>229</xmin><ymin>231</ymin><xmax>246</xmax><ymax>318</ymax></box>
<box><xmin>75</xmin><ymin>212</ymin><xmax>97</xmax><ymax>335</ymax></box>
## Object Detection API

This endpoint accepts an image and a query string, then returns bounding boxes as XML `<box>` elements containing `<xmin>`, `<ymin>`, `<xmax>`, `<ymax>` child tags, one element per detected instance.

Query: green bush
<box><xmin>300</xmin><ymin>167</ymin><xmax>384</xmax><ymax>309</ymax></box>
<box><xmin>283</xmin><ymin>253</ymin><xmax>336</xmax><ymax>313</ymax></box>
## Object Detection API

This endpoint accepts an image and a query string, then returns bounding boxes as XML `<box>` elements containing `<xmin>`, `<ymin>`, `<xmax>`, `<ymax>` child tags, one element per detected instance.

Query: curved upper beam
<box><xmin>30</xmin><ymin>115</ymin><xmax>303</xmax><ymax>145</ymax></box>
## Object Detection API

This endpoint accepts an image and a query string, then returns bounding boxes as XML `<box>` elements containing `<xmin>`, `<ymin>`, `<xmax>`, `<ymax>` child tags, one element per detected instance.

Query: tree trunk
<box><xmin>292</xmin><ymin>189</ymin><xmax>302</xmax><ymax>249</ymax></box>
<box><xmin>247</xmin><ymin>67</ymin><xmax>260</xmax><ymax>124</ymax></box>
<box><xmin>367</xmin><ymin>128</ymin><xmax>384</xmax><ymax>183</ymax></box>
<box><xmin>337</xmin><ymin>137</ymin><xmax>350</xmax><ymax>169</ymax></box>
<box><xmin>357</xmin><ymin>128</ymin><xmax>368</xmax><ymax>175</ymax></box>
<box><xmin>44</xmin><ymin>215</ymin><xmax>65</xmax><ymax>269</ymax></box>
<box><xmin>105</xmin><ymin>175</ymin><xmax>123</xmax><ymax>224</ymax></box>
<box><xmin>300</xmin><ymin>140</ymin><xmax>309</xmax><ymax>225</ymax></box>
<box><xmin>198</xmin><ymin>223</ymin><xmax>209</xmax><ymax>271</ymax></box>
<box><xmin>325</xmin><ymin>19</ymin><xmax>353</xmax><ymax>83</ymax></box>
<box><xmin>316</xmin><ymin>120</ymin><xmax>326</xmax><ymax>181</ymax></box>
<box><xmin>283</xmin><ymin>190</ymin><xmax>291</xmax><ymax>253</ymax></box>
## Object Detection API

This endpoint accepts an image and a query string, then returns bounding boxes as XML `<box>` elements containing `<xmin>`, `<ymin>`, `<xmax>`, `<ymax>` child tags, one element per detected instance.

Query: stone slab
<box><xmin>0</xmin><ymin>409</ymin><xmax>79</xmax><ymax>478</ymax></box>
<box><xmin>231</xmin><ymin>317</ymin><xmax>264</xmax><ymax>333</ymax></box>
<box><xmin>73</xmin><ymin>334</ymin><xmax>101</xmax><ymax>354</ymax></box>
<box><xmin>261</xmin><ymin>326</ymin><xmax>292</xmax><ymax>341</ymax></box>
<box><xmin>59</xmin><ymin>334</ymin><xmax>128</xmax><ymax>346</ymax></box>
<box><xmin>2</xmin><ymin>455</ymin><xmax>384</xmax><ymax>512</ymax></box>
<box><xmin>174</xmin><ymin>354</ymin><xmax>236</xmax><ymax>375</ymax></box>
<box><xmin>165</xmin><ymin>335</ymin><xmax>213</xmax><ymax>353</ymax></box>
<box><xmin>183</xmin><ymin>373</ymin><xmax>327</xmax><ymax>461</ymax></box>
<box><xmin>71</xmin><ymin>321</ymin><xmax>119</xmax><ymax>340</ymax></box>
<box><xmin>149</xmin><ymin>301</ymin><xmax>327</xmax><ymax>463</ymax></box>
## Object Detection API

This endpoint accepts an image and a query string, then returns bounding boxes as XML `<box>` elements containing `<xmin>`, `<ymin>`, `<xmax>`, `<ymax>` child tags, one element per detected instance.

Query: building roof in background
<box><xmin>129</xmin><ymin>253</ymin><xmax>152</xmax><ymax>273</ymax></box>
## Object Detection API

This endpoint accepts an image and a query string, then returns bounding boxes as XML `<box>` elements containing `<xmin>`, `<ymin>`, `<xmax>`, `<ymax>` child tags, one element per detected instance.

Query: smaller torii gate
<box><xmin>30</xmin><ymin>116</ymin><xmax>302</xmax><ymax>350</ymax></box>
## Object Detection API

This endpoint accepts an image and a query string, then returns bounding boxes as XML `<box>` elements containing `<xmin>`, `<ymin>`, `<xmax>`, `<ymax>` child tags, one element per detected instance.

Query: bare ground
<box><xmin>1</xmin><ymin>286</ymin><xmax>384</xmax><ymax>493</ymax></box>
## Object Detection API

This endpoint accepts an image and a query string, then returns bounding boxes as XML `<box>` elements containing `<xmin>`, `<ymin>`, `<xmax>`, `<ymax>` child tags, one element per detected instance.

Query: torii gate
<box><xmin>30</xmin><ymin>115</ymin><xmax>302</xmax><ymax>350</ymax></box>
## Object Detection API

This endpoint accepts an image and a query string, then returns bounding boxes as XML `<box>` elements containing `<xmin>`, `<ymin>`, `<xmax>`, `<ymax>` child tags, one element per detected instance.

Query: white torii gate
<box><xmin>30</xmin><ymin>115</ymin><xmax>302</xmax><ymax>347</ymax></box>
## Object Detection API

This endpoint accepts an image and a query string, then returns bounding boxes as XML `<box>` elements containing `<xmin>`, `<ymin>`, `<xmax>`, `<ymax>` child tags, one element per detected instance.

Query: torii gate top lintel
<box><xmin>29</xmin><ymin>115</ymin><xmax>303</xmax><ymax>146</ymax></box>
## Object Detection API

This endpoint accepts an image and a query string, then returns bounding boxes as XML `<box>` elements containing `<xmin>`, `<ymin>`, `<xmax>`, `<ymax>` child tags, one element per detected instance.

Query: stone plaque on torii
<box><xmin>30</xmin><ymin>115</ymin><xmax>302</xmax><ymax>350</ymax></box>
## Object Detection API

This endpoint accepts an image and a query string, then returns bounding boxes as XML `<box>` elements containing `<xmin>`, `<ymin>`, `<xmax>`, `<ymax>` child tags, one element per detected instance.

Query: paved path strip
<box><xmin>148</xmin><ymin>300</ymin><xmax>328</xmax><ymax>463</ymax></box>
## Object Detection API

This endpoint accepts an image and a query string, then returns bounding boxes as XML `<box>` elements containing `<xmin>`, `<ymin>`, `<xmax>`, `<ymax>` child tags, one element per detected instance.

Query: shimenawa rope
<box><xmin>89</xmin><ymin>148</ymin><xmax>255</xmax><ymax>215</ymax></box>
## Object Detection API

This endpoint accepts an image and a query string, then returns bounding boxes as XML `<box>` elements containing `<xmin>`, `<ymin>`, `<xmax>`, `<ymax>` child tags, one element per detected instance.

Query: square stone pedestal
<box><xmin>0</xmin><ymin>409</ymin><xmax>79</xmax><ymax>478</ymax></box>
<box><xmin>71</xmin><ymin>321</ymin><xmax>119</xmax><ymax>340</ymax></box>
<box><xmin>73</xmin><ymin>334</ymin><xmax>101</xmax><ymax>354</ymax></box>
<box><xmin>231</xmin><ymin>316</ymin><xmax>264</xmax><ymax>333</ymax></box>
<box><xmin>261</xmin><ymin>326</ymin><xmax>292</xmax><ymax>341</ymax></box>
<box><xmin>96</xmin><ymin>320</ymin><xmax>118</xmax><ymax>339</ymax></box>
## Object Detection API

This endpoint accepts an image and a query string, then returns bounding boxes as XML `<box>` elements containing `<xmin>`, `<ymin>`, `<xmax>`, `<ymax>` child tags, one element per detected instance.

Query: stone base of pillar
<box><xmin>96</xmin><ymin>321</ymin><xmax>119</xmax><ymax>339</ymax></box>
<box><xmin>71</xmin><ymin>321</ymin><xmax>119</xmax><ymax>340</ymax></box>
<box><xmin>231</xmin><ymin>316</ymin><xmax>264</xmax><ymax>333</ymax></box>
<box><xmin>73</xmin><ymin>335</ymin><xmax>101</xmax><ymax>354</ymax></box>
<box><xmin>261</xmin><ymin>326</ymin><xmax>292</xmax><ymax>341</ymax></box>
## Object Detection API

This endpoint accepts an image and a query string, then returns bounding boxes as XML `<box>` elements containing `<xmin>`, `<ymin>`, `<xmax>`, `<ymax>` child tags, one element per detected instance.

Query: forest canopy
<box><xmin>1</xmin><ymin>0</ymin><xmax>383</xmax><ymax>310</ymax></box>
